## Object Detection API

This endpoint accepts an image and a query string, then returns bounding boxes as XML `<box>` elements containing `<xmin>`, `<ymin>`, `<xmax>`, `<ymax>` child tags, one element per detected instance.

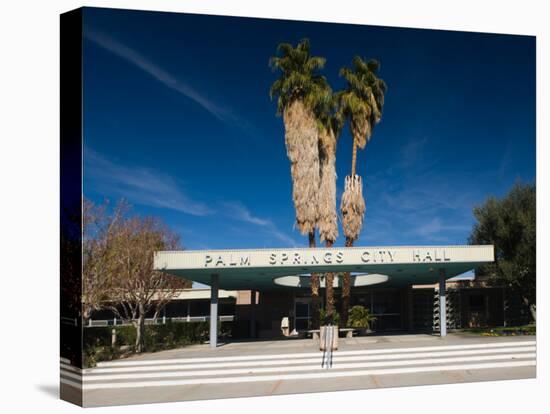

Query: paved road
<box><xmin>60</xmin><ymin>334</ymin><xmax>536</xmax><ymax>407</ymax></box>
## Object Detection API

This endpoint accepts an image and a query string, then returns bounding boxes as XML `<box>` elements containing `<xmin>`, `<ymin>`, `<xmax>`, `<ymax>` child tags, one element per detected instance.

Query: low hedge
<box><xmin>459</xmin><ymin>324</ymin><xmax>536</xmax><ymax>336</ymax></box>
<box><xmin>83</xmin><ymin>321</ymin><xmax>232</xmax><ymax>367</ymax></box>
<box><xmin>84</xmin><ymin>324</ymin><xmax>138</xmax><ymax>349</ymax></box>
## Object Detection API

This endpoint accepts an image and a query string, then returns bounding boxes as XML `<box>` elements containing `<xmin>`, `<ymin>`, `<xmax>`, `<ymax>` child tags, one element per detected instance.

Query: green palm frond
<box><xmin>366</xmin><ymin>58</ymin><xmax>380</xmax><ymax>72</ymax></box>
<box><xmin>338</xmin><ymin>55</ymin><xmax>387</xmax><ymax>145</ymax></box>
<box><xmin>314</xmin><ymin>87</ymin><xmax>344</xmax><ymax>140</ymax></box>
<box><xmin>269</xmin><ymin>39</ymin><xmax>330</xmax><ymax>115</ymax></box>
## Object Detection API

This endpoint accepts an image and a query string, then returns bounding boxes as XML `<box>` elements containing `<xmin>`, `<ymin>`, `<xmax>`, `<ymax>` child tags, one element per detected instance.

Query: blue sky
<box><xmin>82</xmin><ymin>7</ymin><xmax>536</xmax><ymax>251</ymax></box>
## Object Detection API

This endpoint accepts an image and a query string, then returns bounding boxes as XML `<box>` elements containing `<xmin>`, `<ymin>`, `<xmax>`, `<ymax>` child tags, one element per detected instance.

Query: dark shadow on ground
<box><xmin>36</xmin><ymin>384</ymin><xmax>58</xmax><ymax>399</ymax></box>
<box><xmin>220</xmin><ymin>330</ymin><xmax>440</xmax><ymax>344</ymax></box>
<box><xmin>220</xmin><ymin>336</ymin><xmax>312</xmax><ymax>344</ymax></box>
<box><xmin>365</xmin><ymin>330</ymin><xmax>439</xmax><ymax>337</ymax></box>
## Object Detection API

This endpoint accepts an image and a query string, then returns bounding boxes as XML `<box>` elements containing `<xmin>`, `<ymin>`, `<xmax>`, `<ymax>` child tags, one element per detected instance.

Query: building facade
<box><xmin>88</xmin><ymin>282</ymin><xmax>529</xmax><ymax>338</ymax></box>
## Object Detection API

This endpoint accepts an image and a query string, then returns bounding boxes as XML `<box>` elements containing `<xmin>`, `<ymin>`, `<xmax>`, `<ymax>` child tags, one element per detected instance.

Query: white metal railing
<box><xmin>83</xmin><ymin>315</ymin><xmax>235</xmax><ymax>327</ymax></box>
<box><xmin>61</xmin><ymin>316</ymin><xmax>78</xmax><ymax>326</ymax></box>
<box><xmin>321</xmin><ymin>324</ymin><xmax>334</xmax><ymax>369</ymax></box>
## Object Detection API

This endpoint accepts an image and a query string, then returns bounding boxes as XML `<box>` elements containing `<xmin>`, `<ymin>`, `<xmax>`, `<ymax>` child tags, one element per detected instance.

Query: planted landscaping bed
<box><xmin>83</xmin><ymin>321</ymin><xmax>232</xmax><ymax>367</ymax></box>
<box><xmin>458</xmin><ymin>324</ymin><xmax>535</xmax><ymax>337</ymax></box>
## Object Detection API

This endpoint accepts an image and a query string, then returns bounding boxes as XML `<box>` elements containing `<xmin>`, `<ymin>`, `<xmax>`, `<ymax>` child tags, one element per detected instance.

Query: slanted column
<box><xmin>439</xmin><ymin>269</ymin><xmax>447</xmax><ymax>337</ymax></box>
<box><xmin>250</xmin><ymin>290</ymin><xmax>257</xmax><ymax>339</ymax></box>
<box><xmin>210</xmin><ymin>274</ymin><xmax>219</xmax><ymax>348</ymax></box>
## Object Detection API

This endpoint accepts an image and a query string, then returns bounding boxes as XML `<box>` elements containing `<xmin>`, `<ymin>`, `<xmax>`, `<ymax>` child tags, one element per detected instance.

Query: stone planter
<box><xmin>319</xmin><ymin>325</ymin><xmax>339</xmax><ymax>351</ymax></box>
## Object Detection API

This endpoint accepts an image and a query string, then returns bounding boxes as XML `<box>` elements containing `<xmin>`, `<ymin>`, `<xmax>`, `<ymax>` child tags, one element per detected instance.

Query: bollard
<box><xmin>111</xmin><ymin>328</ymin><xmax>117</xmax><ymax>347</ymax></box>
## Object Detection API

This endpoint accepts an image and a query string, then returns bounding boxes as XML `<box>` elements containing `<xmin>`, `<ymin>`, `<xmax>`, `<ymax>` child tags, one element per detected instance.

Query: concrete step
<box><xmin>61</xmin><ymin>340</ymin><xmax>536</xmax><ymax>390</ymax></box>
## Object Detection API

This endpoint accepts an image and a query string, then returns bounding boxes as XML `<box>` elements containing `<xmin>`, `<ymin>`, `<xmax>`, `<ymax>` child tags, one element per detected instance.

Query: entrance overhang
<box><xmin>154</xmin><ymin>245</ymin><xmax>494</xmax><ymax>347</ymax></box>
<box><xmin>273</xmin><ymin>273</ymin><xmax>390</xmax><ymax>288</ymax></box>
<box><xmin>154</xmin><ymin>245</ymin><xmax>494</xmax><ymax>290</ymax></box>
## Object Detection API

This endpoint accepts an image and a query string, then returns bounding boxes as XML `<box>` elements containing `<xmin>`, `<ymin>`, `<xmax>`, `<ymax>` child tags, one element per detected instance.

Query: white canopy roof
<box><xmin>154</xmin><ymin>245</ymin><xmax>494</xmax><ymax>290</ymax></box>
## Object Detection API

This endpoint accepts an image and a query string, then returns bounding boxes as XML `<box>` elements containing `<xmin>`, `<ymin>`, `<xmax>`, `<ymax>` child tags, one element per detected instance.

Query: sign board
<box><xmin>155</xmin><ymin>245</ymin><xmax>494</xmax><ymax>272</ymax></box>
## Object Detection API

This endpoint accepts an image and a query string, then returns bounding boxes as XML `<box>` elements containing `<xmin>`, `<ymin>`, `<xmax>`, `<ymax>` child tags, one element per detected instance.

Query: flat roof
<box><xmin>154</xmin><ymin>245</ymin><xmax>494</xmax><ymax>291</ymax></box>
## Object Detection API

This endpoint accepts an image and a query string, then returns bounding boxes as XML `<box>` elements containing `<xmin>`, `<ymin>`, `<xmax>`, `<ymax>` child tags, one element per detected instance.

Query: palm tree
<box><xmin>269</xmin><ymin>39</ymin><xmax>331</xmax><ymax>329</ymax></box>
<box><xmin>337</xmin><ymin>56</ymin><xmax>386</xmax><ymax>326</ymax></box>
<box><xmin>317</xmin><ymin>95</ymin><xmax>342</xmax><ymax>319</ymax></box>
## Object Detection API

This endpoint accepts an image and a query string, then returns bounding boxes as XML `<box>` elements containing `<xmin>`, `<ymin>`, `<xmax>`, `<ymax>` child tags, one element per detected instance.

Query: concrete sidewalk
<box><xmin>60</xmin><ymin>334</ymin><xmax>536</xmax><ymax>407</ymax></box>
<box><xmin>96</xmin><ymin>332</ymin><xmax>533</xmax><ymax>361</ymax></box>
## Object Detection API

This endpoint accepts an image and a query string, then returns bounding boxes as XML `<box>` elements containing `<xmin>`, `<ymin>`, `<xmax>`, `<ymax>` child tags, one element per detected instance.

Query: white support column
<box><xmin>439</xmin><ymin>269</ymin><xmax>447</xmax><ymax>337</ymax></box>
<box><xmin>210</xmin><ymin>274</ymin><xmax>219</xmax><ymax>348</ymax></box>
<box><xmin>407</xmin><ymin>286</ymin><xmax>414</xmax><ymax>331</ymax></box>
<box><xmin>250</xmin><ymin>290</ymin><xmax>257</xmax><ymax>339</ymax></box>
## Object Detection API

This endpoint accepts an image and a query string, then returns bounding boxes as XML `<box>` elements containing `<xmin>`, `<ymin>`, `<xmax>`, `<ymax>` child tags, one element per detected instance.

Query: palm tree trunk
<box><xmin>350</xmin><ymin>140</ymin><xmax>358</xmax><ymax>177</ymax></box>
<box><xmin>325</xmin><ymin>240</ymin><xmax>335</xmax><ymax>318</ymax></box>
<box><xmin>309</xmin><ymin>230</ymin><xmax>320</xmax><ymax>330</ymax></box>
<box><xmin>340</xmin><ymin>237</ymin><xmax>353</xmax><ymax>327</ymax></box>
<box><xmin>341</xmin><ymin>139</ymin><xmax>361</xmax><ymax>326</ymax></box>
<box><xmin>283</xmin><ymin>101</ymin><xmax>320</xmax><ymax>236</ymax></box>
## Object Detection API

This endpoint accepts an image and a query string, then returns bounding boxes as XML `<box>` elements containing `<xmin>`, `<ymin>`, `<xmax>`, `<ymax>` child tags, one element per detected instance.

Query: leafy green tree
<box><xmin>469</xmin><ymin>182</ymin><xmax>536</xmax><ymax>321</ymax></box>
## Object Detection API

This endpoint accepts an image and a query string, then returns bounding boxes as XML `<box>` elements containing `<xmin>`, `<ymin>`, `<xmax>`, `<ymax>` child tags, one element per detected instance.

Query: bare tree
<box><xmin>107</xmin><ymin>215</ymin><xmax>189</xmax><ymax>353</ymax></box>
<box><xmin>82</xmin><ymin>199</ymin><xmax>128</xmax><ymax>325</ymax></box>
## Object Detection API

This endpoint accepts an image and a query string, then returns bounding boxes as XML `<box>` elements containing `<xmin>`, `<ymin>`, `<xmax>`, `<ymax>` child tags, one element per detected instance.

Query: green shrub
<box><xmin>319</xmin><ymin>309</ymin><xmax>340</xmax><ymax>326</ymax></box>
<box><xmin>83</xmin><ymin>325</ymin><xmax>137</xmax><ymax>348</ymax></box>
<box><xmin>115</xmin><ymin>325</ymin><xmax>137</xmax><ymax>347</ymax></box>
<box><xmin>461</xmin><ymin>324</ymin><xmax>536</xmax><ymax>336</ymax></box>
<box><xmin>83</xmin><ymin>321</ymin><xmax>234</xmax><ymax>365</ymax></box>
<box><xmin>83</xmin><ymin>326</ymin><xmax>111</xmax><ymax>349</ymax></box>
<box><xmin>83</xmin><ymin>345</ymin><xmax>124</xmax><ymax>368</ymax></box>
<box><xmin>347</xmin><ymin>305</ymin><xmax>376</xmax><ymax>329</ymax></box>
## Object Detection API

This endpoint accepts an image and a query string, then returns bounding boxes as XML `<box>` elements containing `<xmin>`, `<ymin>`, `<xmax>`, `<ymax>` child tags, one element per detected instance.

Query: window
<box><xmin>469</xmin><ymin>294</ymin><xmax>485</xmax><ymax>311</ymax></box>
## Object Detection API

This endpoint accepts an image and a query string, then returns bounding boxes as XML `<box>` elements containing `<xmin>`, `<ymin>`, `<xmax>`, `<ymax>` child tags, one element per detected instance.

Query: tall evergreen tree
<box><xmin>469</xmin><ymin>182</ymin><xmax>536</xmax><ymax>322</ymax></box>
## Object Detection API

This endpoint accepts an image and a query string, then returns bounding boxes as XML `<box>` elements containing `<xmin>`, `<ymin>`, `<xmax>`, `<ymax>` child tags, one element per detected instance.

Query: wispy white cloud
<box><xmin>357</xmin><ymin>136</ymin><xmax>483</xmax><ymax>244</ymax></box>
<box><xmin>85</xmin><ymin>148</ymin><xmax>212</xmax><ymax>216</ymax></box>
<box><xmin>222</xmin><ymin>201</ymin><xmax>271</xmax><ymax>226</ymax></box>
<box><xmin>381</xmin><ymin>186</ymin><xmax>472</xmax><ymax>214</ymax></box>
<box><xmin>410</xmin><ymin>217</ymin><xmax>471</xmax><ymax>239</ymax></box>
<box><xmin>85</xmin><ymin>29</ymin><xmax>253</xmax><ymax>132</ymax></box>
<box><xmin>222</xmin><ymin>201</ymin><xmax>297</xmax><ymax>246</ymax></box>
<box><xmin>498</xmin><ymin>138</ymin><xmax>514</xmax><ymax>179</ymax></box>
<box><xmin>398</xmin><ymin>136</ymin><xmax>429</xmax><ymax>169</ymax></box>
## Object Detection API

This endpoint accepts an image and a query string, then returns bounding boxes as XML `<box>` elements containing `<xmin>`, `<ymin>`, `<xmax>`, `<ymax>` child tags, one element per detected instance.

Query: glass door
<box><xmin>294</xmin><ymin>298</ymin><xmax>310</xmax><ymax>331</ymax></box>
<box><xmin>372</xmin><ymin>289</ymin><xmax>403</xmax><ymax>330</ymax></box>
